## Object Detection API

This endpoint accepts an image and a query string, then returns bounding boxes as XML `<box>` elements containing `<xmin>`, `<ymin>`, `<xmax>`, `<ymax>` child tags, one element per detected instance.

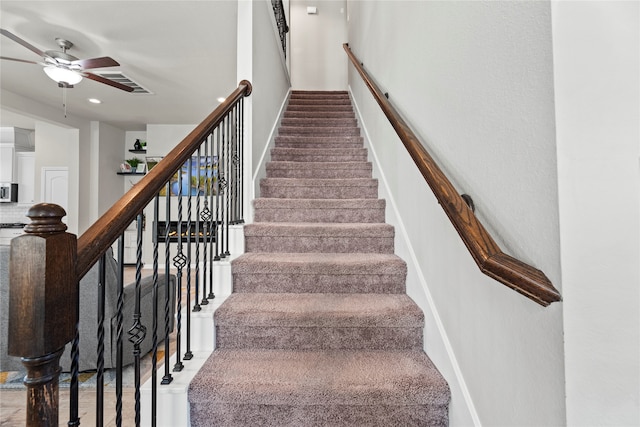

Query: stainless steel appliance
<box><xmin>0</xmin><ymin>183</ymin><xmax>18</xmax><ymax>203</ymax></box>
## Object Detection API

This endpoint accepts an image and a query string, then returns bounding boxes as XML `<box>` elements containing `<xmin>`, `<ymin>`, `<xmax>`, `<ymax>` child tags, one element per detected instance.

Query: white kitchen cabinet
<box><xmin>0</xmin><ymin>146</ymin><xmax>15</xmax><ymax>182</ymax></box>
<box><xmin>15</xmin><ymin>152</ymin><xmax>35</xmax><ymax>204</ymax></box>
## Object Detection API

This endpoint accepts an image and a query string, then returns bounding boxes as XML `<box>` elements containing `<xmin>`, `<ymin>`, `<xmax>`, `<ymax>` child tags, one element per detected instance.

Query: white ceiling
<box><xmin>0</xmin><ymin>1</ymin><xmax>238</xmax><ymax>131</ymax></box>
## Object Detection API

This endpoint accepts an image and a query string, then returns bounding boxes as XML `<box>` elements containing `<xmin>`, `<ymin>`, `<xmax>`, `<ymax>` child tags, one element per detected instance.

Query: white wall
<box><xmin>347</xmin><ymin>1</ymin><xmax>565</xmax><ymax>425</ymax></box>
<box><xmin>35</xmin><ymin>121</ymin><xmax>80</xmax><ymax>235</ymax></box>
<box><xmin>250</xmin><ymin>0</ymin><xmax>292</xmax><ymax>204</ymax></box>
<box><xmin>290</xmin><ymin>0</ymin><xmax>347</xmax><ymax>90</ymax></box>
<box><xmin>552</xmin><ymin>2</ymin><xmax>640</xmax><ymax>425</ymax></box>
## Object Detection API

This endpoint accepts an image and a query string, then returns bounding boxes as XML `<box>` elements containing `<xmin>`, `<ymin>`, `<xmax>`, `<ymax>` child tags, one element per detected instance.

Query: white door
<box><xmin>41</xmin><ymin>167</ymin><xmax>69</xmax><ymax>223</ymax></box>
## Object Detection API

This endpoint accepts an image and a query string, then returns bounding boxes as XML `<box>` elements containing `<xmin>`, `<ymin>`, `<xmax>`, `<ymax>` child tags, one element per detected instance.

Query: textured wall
<box><xmin>347</xmin><ymin>1</ymin><xmax>565</xmax><ymax>425</ymax></box>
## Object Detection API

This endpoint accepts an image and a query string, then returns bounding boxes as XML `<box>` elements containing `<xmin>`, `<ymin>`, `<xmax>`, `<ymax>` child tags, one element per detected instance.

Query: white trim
<box><xmin>251</xmin><ymin>88</ymin><xmax>291</xmax><ymax>188</ymax></box>
<box><xmin>349</xmin><ymin>87</ymin><xmax>481</xmax><ymax>426</ymax></box>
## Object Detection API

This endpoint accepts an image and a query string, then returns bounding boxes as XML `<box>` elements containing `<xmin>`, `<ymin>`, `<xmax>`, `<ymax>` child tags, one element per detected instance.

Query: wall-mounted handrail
<box><xmin>77</xmin><ymin>80</ymin><xmax>252</xmax><ymax>280</ymax></box>
<box><xmin>343</xmin><ymin>44</ymin><xmax>561</xmax><ymax>306</ymax></box>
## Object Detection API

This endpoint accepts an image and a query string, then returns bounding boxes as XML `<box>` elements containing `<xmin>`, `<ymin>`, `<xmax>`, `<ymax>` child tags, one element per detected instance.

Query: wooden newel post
<box><xmin>8</xmin><ymin>203</ymin><xmax>78</xmax><ymax>427</ymax></box>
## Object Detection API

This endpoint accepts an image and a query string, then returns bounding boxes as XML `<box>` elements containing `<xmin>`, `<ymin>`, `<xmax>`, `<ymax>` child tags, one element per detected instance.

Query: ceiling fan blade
<box><xmin>72</xmin><ymin>56</ymin><xmax>120</xmax><ymax>70</ymax></box>
<box><xmin>0</xmin><ymin>56</ymin><xmax>40</xmax><ymax>65</ymax></box>
<box><xmin>84</xmin><ymin>72</ymin><xmax>134</xmax><ymax>92</ymax></box>
<box><xmin>0</xmin><ymin>28</ymin><xmax>51</xmax><ymax>59</ymax></box>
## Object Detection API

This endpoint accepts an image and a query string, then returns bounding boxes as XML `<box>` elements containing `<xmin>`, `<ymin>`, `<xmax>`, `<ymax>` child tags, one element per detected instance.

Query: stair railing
<box><xmin>271</xmin><ymin>0</ymin><xmax>289</xmax><ymax>58</ymax></box>
<box><xmin>343</xmin><ymin>43</ymin><xmax>561</xmax><ymax>307</ymax></box>
<box><xmin>7</xmin><ymin>80</ymin><xmax>252</xmax><ymax>426</ymax></box>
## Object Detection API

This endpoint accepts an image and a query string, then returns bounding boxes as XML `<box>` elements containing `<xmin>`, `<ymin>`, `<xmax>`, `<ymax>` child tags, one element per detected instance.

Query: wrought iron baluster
<box><xmin>193</xmin><ymin>147</ymin><xmax>202</xmax><ymax>312</ymax></box>
<box><xmin>214</xmin><ymin>125</ymin><xmax>222</xmax><ymax>262</ymax></box>
<box><xmin>161</xmin><ymin>184</ymin><xmax>173</xmax><ymax>385</ymax></box>
<box><xmin>115</xmin><ymin>235</ymin><xmax>125</xmax><ymax>427</ymax></box>
<box><xmin>96</xmin><ymin>254</ymin><xmax>106</xmax><ymax>427</ymax></box>
<box><xmin>127</xmin><ymin>213</ymin><xmax>146</xmax><ymax>427</ymax></box>
<box><xmin>150</xmin><ymin>196</ymin><xmax>159</xmax><ymax>425</ymax></box>
<box><xmin>184</xmin><ymin>156</ymin><xmax>194</xmax><ymax>360</ymax></box>
<box><xmin>219</xmin><ymin>117</ymin><xmax>228</xmax><ymax>259</ymax></box>
<box><xmin>68</xmin><ymin>271</ymin><xmax>80</xmax><ymax>427</ymax></box>
<box><xmin>224</xmin><ymin>113</ymin><xmax>231</xmax><ymax>257</ymax></box>
<box><xmin>208</xmin><ymin>131</ymin><xmax>215</xmax><ymax>300</ymax></box>
<box><xmin>173</xmin><ymin>166</ymin><xmax>186</xmax><ymax>372</ymax></box>
<box><xmin>200</xmin><ymin>138</ymin><xmax>211</xmax><ymax>306</ymax></box>
<box><xmin>239</xmin><ymin>97</ymin><xmax>245</xmax><ymax>223</ymax></box>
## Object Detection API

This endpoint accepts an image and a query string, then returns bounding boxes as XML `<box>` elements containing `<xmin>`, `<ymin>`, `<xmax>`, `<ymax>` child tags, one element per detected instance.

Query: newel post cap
<box><xmin>8</xmin><ymin>203</ymin><xmax>78</xmax><ymax>358</ymax></box>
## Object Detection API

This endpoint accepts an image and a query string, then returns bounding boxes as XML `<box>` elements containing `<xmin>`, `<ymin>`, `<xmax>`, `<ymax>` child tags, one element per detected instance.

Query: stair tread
<box><xmin>216</xmin><ymin>293</ymin><xmax>423</xmax><ymax>327</ymax></box>
<box><xmin>232</xmin><ymin>252</ymin><xmax>404</xmax><ymax>274</ymax></box>
<box><xmin>189</xmin><ymin>349</ymin><xmax>450</xmax><ymax>406</ymax></box>
<box><xmin>261</xmin><ymin>178</ymin><xmax>377</xmax><ymax>186</ymax></box>
<box><xmin>253</xmin><ymin>198</ymin><xmax>383</xmax><ymax>209</ymax></box>
<box><xmin>244</xmin><ymin>222</ymin><xmax>394</xmax><ymax>237</ymax></box>
<box><xmin>267</xmin><ymin>161</ymin><xmax>371</xmax><ymax>169</ymax></box>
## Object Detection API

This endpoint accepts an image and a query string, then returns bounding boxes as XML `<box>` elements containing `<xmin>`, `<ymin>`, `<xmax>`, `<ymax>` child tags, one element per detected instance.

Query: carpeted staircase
<box><xmin>189</xmin><ymin>91</ymin><xmax>451</xmax><ymax>426</ymax></box>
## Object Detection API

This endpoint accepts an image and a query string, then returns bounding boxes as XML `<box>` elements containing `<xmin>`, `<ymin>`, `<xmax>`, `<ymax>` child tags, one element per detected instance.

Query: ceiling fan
<box><xmin>0</xmin><ymin>28</ymin><xmax>133</xmax><ymax>92</ymax></box>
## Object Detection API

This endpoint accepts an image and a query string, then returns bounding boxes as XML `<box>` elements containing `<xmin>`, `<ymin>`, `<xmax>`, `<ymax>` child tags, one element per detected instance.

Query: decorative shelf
<box><xmin>128</xmin><ymin>149</ymin><xmax>147</xmax><ymax>154</ymax></box>
<box><xmin>117</xmin><ymin>172</ymin><xmax>146</xmax><ymax>175</ymax></box>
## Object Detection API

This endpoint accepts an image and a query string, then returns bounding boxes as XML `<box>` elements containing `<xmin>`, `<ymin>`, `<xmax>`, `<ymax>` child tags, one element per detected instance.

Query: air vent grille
<box><xmin>95</xmin><ymin>72</ymin><xmax>152</xmax><ymax>94</ymax></box>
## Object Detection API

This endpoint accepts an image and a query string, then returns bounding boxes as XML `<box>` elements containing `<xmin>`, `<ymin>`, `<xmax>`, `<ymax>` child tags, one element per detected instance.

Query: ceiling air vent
<box><xmin>94</xmin><ymin>72</ymin><xmax>152</xmax><ymax>94</ymax></box>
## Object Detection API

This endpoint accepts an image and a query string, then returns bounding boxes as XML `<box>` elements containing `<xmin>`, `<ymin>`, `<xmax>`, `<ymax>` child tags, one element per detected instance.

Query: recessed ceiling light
<box><xmin>217</xmin><ymin>97</ymin><xmax>226</xmax><ymax>103</ymax></box>
<box><xmin>88</xmin><ymin>98</ymin><xmax>102</xmax><ymax>104</ymax></box>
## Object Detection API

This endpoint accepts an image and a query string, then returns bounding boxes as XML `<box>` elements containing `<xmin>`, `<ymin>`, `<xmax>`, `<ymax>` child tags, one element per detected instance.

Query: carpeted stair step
<box><xmin>215</xmin><ymin>293</ymin><xmax>424</xmax><ymax>350</ymax></box>
<box><xmin>189</xmin><ymin>349</ymin><xmax>450</xmax><ymax>427</ymax></box>
<box><xmin>253</xmin><ymin>198</ymin><xmax>384</xmax><ymax>223</ymax></box>
<box><xmin>284</xmin><ymin>110</ymin><xmax>355</xmax><ymax>119</ymax></box>
<box><xmin>232</xmin><ymin>252</ymin><xmax>406</xmax><ymax>293</ymax></box>
<box><xmin>290</xmin><ymin>90</ymin><xmax>349</xmax><ymax>97</ymax></box>
<box><xmin>288</xmin><ymin>98</ymin><xmax>352</xmax><ymax>106</ymax></box>
<box><xmin>270</xmin><ymin>147</ymin><xmax>367</xmax><ymax>162</ymax></box>
<box><xmin>266</xmin><ymin>161</ymin><xmax>372</xmax><ymax>179</ymax></box>
<box><xmin>244</xmin><ymin>222</ymin><xmax>394</xmax><ymax>253</ymax></box>
<box><xmin>274</xmin><ymin>135</ymin><xmax>364</xmax><ymax>149</ymax></box>
<box><xmin>284</xmin><ymin>104</ymin><xmax>354</xmax><ymax>113</ymax></box>
<box><xmin>260</xmin><ymin>178</ymin><xmax>378</xmax><ymax>199</ymax></box>
<box><xmin>189</xmin><ymin>90</ymin><xmax>451</xmax><ymax>426</ymax></box>
<box><xmin>279</xmin><ymin>126</ymin><xmax>360</xmax><ymax>136</ymax></box>
<box><xmin>281</xmin><ymin>117</ymin><xmax>358</xmax><ymax>127</ymax></box>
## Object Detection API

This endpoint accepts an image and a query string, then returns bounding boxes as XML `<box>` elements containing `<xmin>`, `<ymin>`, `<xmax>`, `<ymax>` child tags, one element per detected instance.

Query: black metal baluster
<box><xmin>219</xmin><ymin>117</ymin><xmax>227</xmax><ymax>259</ymax></box>
<box><xmin>200</xmin><ymin>138</ymin><xmax>211</xmax><ymax>306</ymax></box>
<box><xmin>161</xmin><ymin>184</ymin><xmax>173</xmax><ymax>385</ymax></box>
<box><xmin>173</xmin><ymin>166</ymin><xmax>186</xmax><ymax>372</ymax></box>
<box><xmin>184</xmin><ymin>157</ymin><xmax>194</xmax><ymax>361</ymax></box>
<box><xmin>239</xmin><ymin>97</ymin><xmax>245</xmax><ymax>224</ymax></box>
<box><xmin>224</xmin><ymin>113</ymin><xmax>231</xmax><ymax>257</ymax></box>
<box><xmin>96</xmin><ymin>254</ymin><xmax>106</xmax><ymax>427</ymax></box>
<box><xmin>127</xmin><ymin>213</ymin><xmax>146</xmax><ymax>427</ymax></box>
<box><xmin>214</xmin><ymin>126</ymin><xmax>222</xmax><ymax>262</ymax></box>
<box><xmin>68</xmin><ymin>273</ymin><xmax>80</xmax><ymax>427</ymax></box>
<box><xmin>232</xmin><ymin>102</ymin><xmax>240</xmax><ymax>224</ymax></box>
<box><xmin>193</xmin><ymin>147</ymin><xmax>202</xmax><ymax>313</ymax></box>
<box><xmin>207</xmin><ymin>132</ymin><xmax>215</xmax><ymax>300</ymax></box>
<box><xmin>151</xmin><ymin>196</ymin><xmax>159</xmax><ymax>426</ymax></box>
<box><xmin>116</xmin><ymin>235</ymin><xmax>125</xmax><ymax>427</ymax></box>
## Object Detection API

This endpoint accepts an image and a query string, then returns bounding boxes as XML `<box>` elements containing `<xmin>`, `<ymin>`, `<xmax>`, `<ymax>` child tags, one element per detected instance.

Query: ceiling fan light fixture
<box><xmin>44</xmin><ymin>65</ymin><xmax>83</xmax><ymax>85</ymax></box>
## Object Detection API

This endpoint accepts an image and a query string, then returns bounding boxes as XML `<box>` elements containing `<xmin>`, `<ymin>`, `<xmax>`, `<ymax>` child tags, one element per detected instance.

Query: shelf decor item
<box><xmin>133</xmin><ymin>139</ymin><xmax>143</xmax><ymax>151</ymax></box>
<box><xmin>120</xmin><ymin>163</ymin><xmax>132</xmax><ymax>173</ymax></box>
<box><xmin>126</xmin><ymin>157</ymin><xmax>142</xmax><ymax>169</ymax></box>
<box><xmin>146</xmin><ymin>156</ymin><xmax>163</xmax><ymax>171</ymax></box>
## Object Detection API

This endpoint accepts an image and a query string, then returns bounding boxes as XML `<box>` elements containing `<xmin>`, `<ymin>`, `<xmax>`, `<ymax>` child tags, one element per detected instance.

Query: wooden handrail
<box><xmin>343</xmin><ymin>44</ymin><xmax>561</xmax><ymax>306</ymax></box>
<box><xmin>76</xmin><ymin>80</ymin><xmax>252</xmax><ymax>279</ymax></box>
